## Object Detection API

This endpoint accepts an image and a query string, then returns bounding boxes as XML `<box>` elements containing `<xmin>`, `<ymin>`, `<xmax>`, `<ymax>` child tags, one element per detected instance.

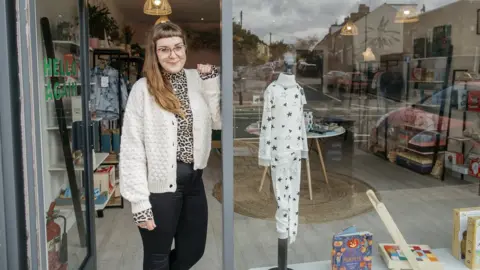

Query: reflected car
<box><xmin>323</xmin><ymin>71</ymin><xmax>348</xmax><ymax>89</ymax></box>
<box><xmin>343</xmin><ymin>72</ymin><xmax>369</xmax><ymax>93</ymax></box>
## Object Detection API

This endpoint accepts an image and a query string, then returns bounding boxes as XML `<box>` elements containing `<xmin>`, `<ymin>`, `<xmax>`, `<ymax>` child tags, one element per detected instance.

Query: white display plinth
<box><xmin>249</xmin><ymin>248</ymin><xmax>468</xmax><ymax>270</ymax></box>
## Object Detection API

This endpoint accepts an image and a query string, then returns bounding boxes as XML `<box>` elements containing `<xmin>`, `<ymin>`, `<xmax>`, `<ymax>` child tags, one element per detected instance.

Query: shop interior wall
<box><xmin>130</xmin><ymin>21</ymin><xmax>221</xmax><ymax>68</ymax></box>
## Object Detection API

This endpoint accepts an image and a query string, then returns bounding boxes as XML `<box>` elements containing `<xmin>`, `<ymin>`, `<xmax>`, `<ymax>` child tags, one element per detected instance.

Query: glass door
<box><xmin>37</xmin><ymin>0</ymin><xmax>97</xmax><ymax>268</ymax></box>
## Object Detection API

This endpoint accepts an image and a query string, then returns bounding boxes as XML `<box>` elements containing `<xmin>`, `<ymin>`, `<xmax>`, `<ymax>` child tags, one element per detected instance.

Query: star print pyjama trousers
<box><xmin>271</xmin><ymin>151</ymin><xmax>301</xmax><ymax>244</ymax></box>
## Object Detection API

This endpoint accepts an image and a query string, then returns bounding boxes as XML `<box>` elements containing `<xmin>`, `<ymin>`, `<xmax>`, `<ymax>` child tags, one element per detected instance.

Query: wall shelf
<box><xmin>48</xmin><ymin>152</ymin><xmax>109</xmax><ymax>172</ymax></box>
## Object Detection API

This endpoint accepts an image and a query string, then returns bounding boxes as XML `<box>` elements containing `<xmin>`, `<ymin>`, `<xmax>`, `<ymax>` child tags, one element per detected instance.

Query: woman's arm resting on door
<box><xmin>198</xmin><ymin>64</ymin><xmax>222</xmax><ymax>130</ymax></box>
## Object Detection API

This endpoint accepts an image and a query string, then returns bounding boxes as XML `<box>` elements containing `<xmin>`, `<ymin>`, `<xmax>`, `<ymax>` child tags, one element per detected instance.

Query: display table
<box><xmin>249</xmin><ymin>248</ymin><xmax>468</xmax><ymax>270</ymax></box>
<box><xmin>246</xmin><ymin>122</ymin><xmax>346</xmax><ymax>200</ymax></box>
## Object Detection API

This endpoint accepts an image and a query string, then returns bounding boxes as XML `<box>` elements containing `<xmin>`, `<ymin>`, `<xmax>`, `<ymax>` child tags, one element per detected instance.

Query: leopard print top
<box><xmin>132</xmin><ymin>66</ymin><xmax>219</xmax><ymax>225</ymax></box>
<box><xmin>164</xmin><ymin>69</ymin><xmax>195</xmax><ymax>164</ymax></box>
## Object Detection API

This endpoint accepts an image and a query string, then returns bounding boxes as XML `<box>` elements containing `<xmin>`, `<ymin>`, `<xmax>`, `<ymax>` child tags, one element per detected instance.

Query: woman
<box><xmin>119</xmin><ymin>21</ymin><xmax>221</xmax><ymax>270</ymax></box>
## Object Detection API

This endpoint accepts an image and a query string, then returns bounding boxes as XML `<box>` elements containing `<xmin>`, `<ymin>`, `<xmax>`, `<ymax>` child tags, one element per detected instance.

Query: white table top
<box><xmin>306</xmin><ymin>127</ymin><xmax>346</xmax><ymax>139</ymax></box>
<box><xmin>249</xmin><ymin>248</ymin><xmax>467</xmax><ymax>270</ymax></box>
<box><xmin>245</xmin><ymin>123</ymin><xmax>346</xmax><ymax>139</ymax></box>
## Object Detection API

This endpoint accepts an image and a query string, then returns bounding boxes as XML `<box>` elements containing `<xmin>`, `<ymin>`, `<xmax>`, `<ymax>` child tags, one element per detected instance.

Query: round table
<box><xmin>245</xmin><ymin>122</ymin><xmax>346</xmax><ymax>200</ymax></box>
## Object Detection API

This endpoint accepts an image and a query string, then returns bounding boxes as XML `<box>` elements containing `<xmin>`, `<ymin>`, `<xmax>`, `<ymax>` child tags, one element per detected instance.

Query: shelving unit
<box><xmin>41</xmin><ymin>17</ymin><xmax>87</xmax><ymax>247</ymax></box>
<box><xmin>48</xmin><ymin>152</ymin><xmax>109</xmax><ymax>171</ymax></box>
<box><xmin>41</xmin><ymin>19</ymin><xmax>129</xmax><ymax>241</ymax></box>
<box><xmin>52</xmin><ymin>40</ymin><xmax>93</xmax><ymax>51</ymax></box>
<box><xmin>55</xmin><ymin>185</ymin><xmax>116</xmax><ymax>212</ymax></box>
<box><xmin>395</xmin><ymin>124</ymin><xmax>447</xmax><ymax>174</ymax></box>
<box><xmin>442</xmin><ymin>80</ymin><xmax>480</xmax><ymax>194</ymax></box>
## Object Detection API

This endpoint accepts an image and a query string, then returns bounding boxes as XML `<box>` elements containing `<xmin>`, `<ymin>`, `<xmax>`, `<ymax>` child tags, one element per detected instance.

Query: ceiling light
<box><xmin>201</xmin><ymin>18</ymin><xmax>204</xmax><ymax>21</ymax></box>
<box><xmin>363</xmin><ymin>47</ymin><xmax>376</xmax><ymax>62</ymax></box>
<box><xmin>144</xmin><ymin>0</ymin><xmax>172</xmax><ymax>16</ymax></box>
<box><xmin>340</xmin><ymin>21</ymin><xmax>358</xmax><ymax>36</ymax></box>
<box><xmin>395</xmin><ymin>5</ymin><xmax>419</xmax><ymax>23</ymax></box>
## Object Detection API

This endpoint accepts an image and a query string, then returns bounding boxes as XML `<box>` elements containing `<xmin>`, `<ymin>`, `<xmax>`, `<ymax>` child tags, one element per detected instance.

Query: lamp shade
<box><xmin>144</xmin><ymin>0</ymin><xmax>172</xmax><ymax>16</ymax></box>
<box><xmin>341</xmin><ymin>21</ymin><xmax>359</xmax><ymax>36</ymax></box>
<box><xmin>394</xmin><ymin>6</ymin><xmax>419</xmax><ymax>23</ymax></box>
<box><xmin>362</xmin><ymin>47</ymin><xmax>376</xmax><ymax>62</ymax></box>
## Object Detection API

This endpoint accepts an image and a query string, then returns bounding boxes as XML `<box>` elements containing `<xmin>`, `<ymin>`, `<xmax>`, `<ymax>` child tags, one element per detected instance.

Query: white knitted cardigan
<box><xmin>119</xmin><ymin>69</ymin><xmax>221</xmax><ymax>214</ymax></box>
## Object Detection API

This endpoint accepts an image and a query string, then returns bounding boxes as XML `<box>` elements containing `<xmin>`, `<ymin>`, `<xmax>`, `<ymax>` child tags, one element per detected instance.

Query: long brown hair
<box><xmin>143</xmin><ymin>22</ymin><xmax>186</xmax><ymax>117</ymax></box>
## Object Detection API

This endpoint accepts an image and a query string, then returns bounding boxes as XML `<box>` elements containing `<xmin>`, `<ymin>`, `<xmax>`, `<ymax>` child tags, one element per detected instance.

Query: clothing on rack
<box><xmin>90</xmin><ymin>65</ymin><xmax>129</xmax><ymax>120</ymax></box>
<box><xmin>258</xmin><ymin>73</ymin><xmax>309</xmax><ymax>244</ymax></box>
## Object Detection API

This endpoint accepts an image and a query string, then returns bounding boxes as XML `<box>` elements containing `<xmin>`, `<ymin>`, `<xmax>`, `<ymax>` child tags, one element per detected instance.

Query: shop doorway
<box><xmin>21</xmin><ymin>0</ymin><xmax>231</xmax><ymax>269</ymax></box>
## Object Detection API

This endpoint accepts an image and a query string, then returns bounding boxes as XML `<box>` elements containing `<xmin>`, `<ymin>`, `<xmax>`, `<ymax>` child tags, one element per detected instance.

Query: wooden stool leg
<box><xmin>259</xmin><ymin>166</ymin><xmax>268</xmax><ymax>192</ymax></box>
<box><xmin>305</xmin><ymin>158</ymin><xmax>313</xmax><ymax>200</ymax></box>
<box><xmin>315</xmin><ymin>139</ymin><xmax>329</xmax><ymax>184</ymax></box>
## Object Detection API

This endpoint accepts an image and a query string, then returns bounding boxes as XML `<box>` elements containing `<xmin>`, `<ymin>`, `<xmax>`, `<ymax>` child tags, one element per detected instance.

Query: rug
<box><xmin>212</xmin><ymin>155</ymin><xmax>378</xmax><ymax>224</ymax></box>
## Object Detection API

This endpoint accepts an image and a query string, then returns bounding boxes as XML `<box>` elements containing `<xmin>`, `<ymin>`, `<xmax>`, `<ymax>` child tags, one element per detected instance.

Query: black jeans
<box><xmin>138</xmin><ymin>161</ymin><xmax>208</xmax><ymax>270</ymax></box>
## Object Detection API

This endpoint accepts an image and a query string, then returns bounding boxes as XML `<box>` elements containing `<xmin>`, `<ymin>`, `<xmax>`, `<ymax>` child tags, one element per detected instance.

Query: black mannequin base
<box><xmin>268</xmin><ymin>238</ymin><xmax>293</xmax><ymax>270</ymax></box>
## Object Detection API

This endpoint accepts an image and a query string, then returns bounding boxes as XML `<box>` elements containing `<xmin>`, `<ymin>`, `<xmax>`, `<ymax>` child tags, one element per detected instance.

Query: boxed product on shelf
<box><xmin>407</xmin><ymin>131</ymin><xmax>447</xmax><ymax>153</ymax></box>
<box><xmin>378</xmin><ymin>243</ymin><xmax>442</xmax><ymax>270</ymax></box>
<box><xmin>468</xmin><ymin>92</ymin><xmax>480</xmax><ymax>111</ymax></box>
<box><xmin>396</xmin><ymin>151</ymin><xmax>433</xmax><ymax>174</ymax></box>
<box><xmin>465</xmin><ymin>216</ymin><xmax>480</xmax><ymax>269</ymax></box>
<box><xmin>444</xmin><ymin>151</ymin><xmax>464</xmax><ymax>169</ymax></box>
<box><xmin>93</xmin><ymin>165</ymin><xmax>115</xmax><ymax>194</ymax></box>
<box><xmin>453</xmin><ymin>207</ymin><xmax>480</xmax><ymax>260</ymax></box>
<box><xmin>469</xmin><ymin>158</ymin><xmax>480</xmax><ymax>178</ymax></box>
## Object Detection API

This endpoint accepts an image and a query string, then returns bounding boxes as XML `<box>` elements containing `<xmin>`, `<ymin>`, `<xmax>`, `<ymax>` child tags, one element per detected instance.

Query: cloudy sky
<box><xmin>232</xmin><ymin>0</ymin><xmax>456</xmax><ymax>44</ymax></box>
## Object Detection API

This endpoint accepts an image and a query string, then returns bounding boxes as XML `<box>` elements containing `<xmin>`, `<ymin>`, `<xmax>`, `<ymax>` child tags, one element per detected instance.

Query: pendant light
<box><xmin>394</xmin><ymin>5</ymin><xmax>419</xmax><ymax>23</ymax></box>
<box><xmin>362</xmin><ymin>47</ymin><xmax>376</xmax><ymax>61</ymax></box>
<box><xmin>341</xmin><ymin>21</ymin><xmax>359</xmax><ymax>36</ymax></box>
<box><xmin>144</xmin><ymin>0</ymin><xmax>172</xmax><ymax>23</ymax></box>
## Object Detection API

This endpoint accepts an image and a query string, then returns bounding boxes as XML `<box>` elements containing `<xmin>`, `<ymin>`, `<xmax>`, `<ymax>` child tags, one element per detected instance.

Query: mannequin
<box><xmin>259</xmin><ymin>72</ymin><xmax>309</xmax><ymax>270</ymax></box>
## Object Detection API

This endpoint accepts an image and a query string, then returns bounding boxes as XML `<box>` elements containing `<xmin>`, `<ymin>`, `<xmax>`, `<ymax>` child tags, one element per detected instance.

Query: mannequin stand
<box><xmin>268</xmin><ymin>238</ymin><xmax>293</xmax><ymax>270</ymax></box>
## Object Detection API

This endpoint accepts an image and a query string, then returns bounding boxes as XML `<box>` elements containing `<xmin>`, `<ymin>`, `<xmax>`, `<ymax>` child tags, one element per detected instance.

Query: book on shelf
<box><xmin>331</xmin><ymin>226</ymin><xmax>373</xmax><ymax>270</ymax></box>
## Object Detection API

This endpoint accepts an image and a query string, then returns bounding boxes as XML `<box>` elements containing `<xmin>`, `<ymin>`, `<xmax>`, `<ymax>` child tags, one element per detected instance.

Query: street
<box><xmin>232</xmin><ymin>75</ymin><xmax>406</xmax><ymax>141</ymax></box>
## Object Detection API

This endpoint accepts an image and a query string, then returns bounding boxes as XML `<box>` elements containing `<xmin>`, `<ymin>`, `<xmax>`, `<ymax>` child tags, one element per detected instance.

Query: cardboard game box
<box><xmin>379</xmin><ymin>244</ymin><xmax>442</xmax><ymax>270</ymax></box>
<box><xmin>465</xmin><ymin>216</ymin><xmax>480</xmax><ymax>269</ymax></box>
<box><xmin>453</xmin><ymin>207</ymin><xmax>480</xmax><ymax>260</ymax></box>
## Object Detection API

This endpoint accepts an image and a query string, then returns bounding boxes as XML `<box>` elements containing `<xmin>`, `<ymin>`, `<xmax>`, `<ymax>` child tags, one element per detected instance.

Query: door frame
<box><xmin>11</xmin><ymin>0</ymin><xmax>98</xmax><ymax>268</ymax></box>
<box><xmin>78</xmin><ymin>0</ymin><xmax>97</xmax><ymax>268</ymax></box>
<box><xmin>0</xmin><ymin>0</ymin><xmax>28</xmax><ymax>269</ymax></box>
<box><xmin>220</xmin><ymin>0</ymin><xmax>235</xmax><ymax>269</ymax></box>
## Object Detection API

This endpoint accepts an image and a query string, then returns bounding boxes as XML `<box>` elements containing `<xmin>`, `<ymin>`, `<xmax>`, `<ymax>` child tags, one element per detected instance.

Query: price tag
<box><xmin>101</xmin><ymin>76</ymin><xmax>109</xmax><ymax>88</ymax></box>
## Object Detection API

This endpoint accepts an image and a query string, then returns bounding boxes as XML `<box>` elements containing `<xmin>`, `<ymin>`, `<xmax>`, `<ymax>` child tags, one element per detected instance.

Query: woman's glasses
<box><xmin>156</xmin><ymin>44</ymin><xmax>186</xmax><ymax>57</ymax></box>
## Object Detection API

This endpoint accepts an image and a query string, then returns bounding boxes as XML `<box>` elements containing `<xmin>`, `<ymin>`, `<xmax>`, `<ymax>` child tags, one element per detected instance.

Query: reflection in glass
<box><xmin>394</xmin><ymin>5</ymin><xmax>420</xmax><ymax>24</ymax></box>
<box><xmin>341</xmin><ymin>21</ymin><xmax>359</xmax><ymax>36</ymax></box>
<box><xmin>232</xmin><ymin>0</ymin><xmax>480</xmax><ymax>269</ymax></box>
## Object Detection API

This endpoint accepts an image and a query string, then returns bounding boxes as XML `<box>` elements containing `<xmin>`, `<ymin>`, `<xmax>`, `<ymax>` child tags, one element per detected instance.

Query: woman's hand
<box><xmin>197</xmin><ymin>64</ymin><xmax>213</xmax><ymax>74</ymax></box>
<box><xmin>138</xmin><ymin>219</ymin><xmax>156</xmax><ymax>231</ymax></box>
